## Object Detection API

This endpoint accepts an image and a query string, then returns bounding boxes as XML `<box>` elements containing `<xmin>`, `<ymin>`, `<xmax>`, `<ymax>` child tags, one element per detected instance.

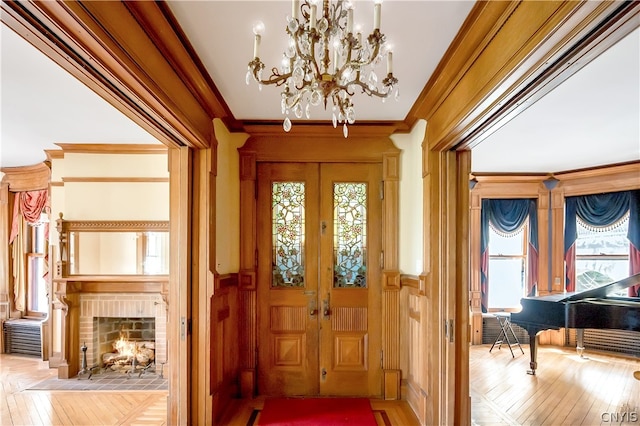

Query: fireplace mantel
<box><xmin>51</xmin><ymin>276</ymin><xmax>169</xmax><ymax>379</ymax></box>
<box><xmin>51</xmin><ymin>216</ymin><xmax>170</xmax><ymax>379</ymax></box>
<box><xmin>54</xmin><ymin>276</ymin><xmax>169</xmax><ymax>294</ymax></box>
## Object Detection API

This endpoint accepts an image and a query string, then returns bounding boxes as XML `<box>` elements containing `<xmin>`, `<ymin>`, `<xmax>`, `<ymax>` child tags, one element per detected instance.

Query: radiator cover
<box><xmin>3</xmin><ymin>320</ymin><xmax>41</xmax><ymax>357</ymax></box>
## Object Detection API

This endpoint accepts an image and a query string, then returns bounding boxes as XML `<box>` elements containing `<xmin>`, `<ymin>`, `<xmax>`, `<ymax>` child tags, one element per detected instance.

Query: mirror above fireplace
<box><xmin>56</xmin><ymin>214</ymin><xmax>169</xmax><ymax>277</ymax></box>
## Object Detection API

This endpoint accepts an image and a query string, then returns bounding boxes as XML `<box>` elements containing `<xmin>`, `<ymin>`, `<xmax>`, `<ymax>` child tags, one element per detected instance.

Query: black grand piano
<box><xmin>510</xmin><ymin>273</ymin><xmax>640</xmax><ymax>375</ymax></box>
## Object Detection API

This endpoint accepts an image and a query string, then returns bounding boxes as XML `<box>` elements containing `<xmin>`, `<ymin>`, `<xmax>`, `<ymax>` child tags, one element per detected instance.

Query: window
<box><xmin>575</xmin><ymin>213</ymin><xmax>629</xmax><ymax>296</ymax></box>
<box><xmin>26</xmin><ymin>216</ymin><xmax>48</xmax><ymax>315</ymax></box>
<box><xmin>487</xmin><ymin>225</ymin><xmax>528</xmax><ymax>309</ymax></box>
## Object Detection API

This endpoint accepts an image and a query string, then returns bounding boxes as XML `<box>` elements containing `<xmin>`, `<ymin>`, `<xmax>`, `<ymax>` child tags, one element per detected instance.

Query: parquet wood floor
<box><xmin>470</xmin><ymin>344</ymin><xmax>640</xmax><ymax>425</ymax></box>
<box><xmin>1</xmin><ymin>354</ymin><xmax>167</xmax><ymax>426</ymax></box>
<box><xmin>2</xmin><ymin>344</ymin><xmax>639</xmax><ymax>425</ymax></box>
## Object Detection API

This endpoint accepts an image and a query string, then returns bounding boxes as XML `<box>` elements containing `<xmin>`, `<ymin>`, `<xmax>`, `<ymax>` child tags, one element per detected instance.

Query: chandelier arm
<box><xmin>292</xmin><ymin>31</ymin><xmax>322</xmax><ymax>80</ymax></box>
<box><xmin>256</xmin><ymin>67</ymin><xmax>293</xmax><ymax>87</ymax></box>
<box><xmin>344</xmin><ymin>38</ymin><xmax>382</xmax><ymax>70</ymax></box>
<box><xmin>343</xmin><ymin>79</ymin><xmax>390</xmax><ymax>99</ymax></box>
<box><xmin>285</xmin><ymin>90</ymin><xmax>305</xmax><ymax>109</ymax></box>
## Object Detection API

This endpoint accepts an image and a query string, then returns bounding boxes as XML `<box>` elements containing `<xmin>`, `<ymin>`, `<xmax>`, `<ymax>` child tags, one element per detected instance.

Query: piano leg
<box><xmin>576</xmin><ymin>328</ymin><xmax>585</xmax><ymax>358</ymax></box>
<box><xmin>526</xmin><ymin>331</ymin><xmax>539</xmax><ymax>375</ymax></box>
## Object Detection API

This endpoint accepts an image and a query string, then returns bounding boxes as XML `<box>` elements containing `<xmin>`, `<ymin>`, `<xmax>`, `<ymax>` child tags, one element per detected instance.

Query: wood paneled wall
<box><xmin>211</xmin><ymin>274</ymin><xmax>239</xmax><ymax>425</ymax></box>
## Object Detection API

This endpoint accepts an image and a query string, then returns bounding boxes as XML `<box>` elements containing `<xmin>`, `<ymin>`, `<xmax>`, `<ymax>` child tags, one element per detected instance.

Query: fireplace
<box><xmin>79</xmin><ymin>293</ymin><xmax>166</xmax><ymax>373</ymax></box>
<box><xmin>96</xmin><ymin>317</ymin><xmax>155</xmax><ymax>371</ymax></box>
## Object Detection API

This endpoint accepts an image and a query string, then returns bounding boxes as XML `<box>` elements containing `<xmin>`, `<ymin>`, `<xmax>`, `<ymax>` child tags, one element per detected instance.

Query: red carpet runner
<box><xmin>257</xmin><ymin>397</ymin><xmax>377</xmax><ymax>425</ymax></box>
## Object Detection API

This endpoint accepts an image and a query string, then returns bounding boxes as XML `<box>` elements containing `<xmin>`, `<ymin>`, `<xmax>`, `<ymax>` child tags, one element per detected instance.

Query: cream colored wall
<box><xmin>59</xmin><ymin>153</ymin><xmax>168</xmax><ymax>178</ymax></box>
<box><xmin>49</xmin><ymin>150</ymin><xmax>169</xmax><ymax>251</ymax></box>
<box><xmin>391</xmin><ymin>120</ymin><xmax>426</xmax><ymax>275</ymax></box>
<box><xmin>213</xmin><ymin>119</ymin><xmax>249</xmax><ymax>274</ymax></box>
<box><xmin>63</xmin><ymin>182</ymin><xmax>168</xmax><ymax>220</ymax></box>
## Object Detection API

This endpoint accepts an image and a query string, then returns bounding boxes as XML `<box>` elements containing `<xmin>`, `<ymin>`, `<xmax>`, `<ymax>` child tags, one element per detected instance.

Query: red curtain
<box><xmin>565</xmin><ymin>244</ymin><xmax>576</xmax><ymax>293</ymax></box>
<box><xmin>527</xmin><ymin>242</ymin><xmax>538</xmax><ymax>297</ymax></box>
<box><xmin>630</xmin><ymin>245</ymin><xmax>640</xmax><ymax>297</ymax></box>
<box><xmin>9</xmin><ymin>190</ymin><xmax>48</xmax><ymax>244</ymax></box>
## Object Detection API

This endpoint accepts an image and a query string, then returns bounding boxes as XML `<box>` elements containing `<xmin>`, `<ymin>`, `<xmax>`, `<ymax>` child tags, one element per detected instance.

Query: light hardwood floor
<box><xmin>470</xmin><ymin>344</ymin><xmax>640</xmax><ymax>425</ymax></box>
<box><xmin>0</xmin><ymin>354</ymin><xmax>167</xmax><ymax>426</ymax></box>
<box><xmin>2</xmin><ymin>344</ymin><xmax>639</xmax><ymax>425</ymax></box>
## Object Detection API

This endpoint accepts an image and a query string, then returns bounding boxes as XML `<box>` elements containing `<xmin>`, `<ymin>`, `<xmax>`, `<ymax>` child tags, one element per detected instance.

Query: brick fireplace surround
<box><xmin>79</xmin><ymin>293</ymin><xmax>166</xmax><ymax>371</ymax></box>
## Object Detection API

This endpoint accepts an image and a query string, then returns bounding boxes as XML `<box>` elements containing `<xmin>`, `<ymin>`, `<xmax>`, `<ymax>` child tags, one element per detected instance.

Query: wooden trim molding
<box><xmin>52</xmin><ymin>278</ymin><xmax>168</xmax><ymax>294</ymax></box>
<box><xmin>57</xmin><ymin>218</ymin><xmax>169</xmax><ymax>232</ymax></box>
<box><xmin>216</xmin><ymin>273</ymin><xmax>239</xmax><ymax>290</ymax></box>
<box><xmin>400</xmin><ymin>274</ymin><xmax>419</xmax><ymax>289</ymax></box>
<box><xmin>556</xmin><ymin>161</ymin><xmax>640</xmax><ymax>196</ymax></box>
<box><xmin>54</xmin><ymin>143</ymin><xmax>168</xmax><ymax>154</ymax></box>
<box><xmin>62</xmin><ymin>177</ymin><xmax>169</xmax><ymax>183</ymax></box>
<box><xmin>45</xmin><ymin>150</ymin><xmax>64</xmax><ymax>161</ymax></box>
<box><xmin>0</xmin><ymin>163</ymin><xmax>51</xmax><ymax>191</ymax></box>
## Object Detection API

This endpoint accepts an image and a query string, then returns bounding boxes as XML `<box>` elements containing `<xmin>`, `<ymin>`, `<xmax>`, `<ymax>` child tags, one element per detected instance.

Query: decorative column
<box><xmin>0</xmin><ymin>182</ymin><xmax>10</xmax><ymax>352</ymax></box>
<box><xmin>52</xmin><ymin>280</ymin><xmax>80</xmax><ymax>379</ymax></box>
<box><xmin>238</xmin><ymin>151</ymin><xmax>257</xmax><ymax>397</ymax></box>
<box><xmin>469</xmin><ymin>190</ymin><xmax>483</xmax><ymax>344</ymax></box>
<box><xmin>382</xmin><ymin>151</ymin><xmax>401</xmax><ymax>399</ymax></box>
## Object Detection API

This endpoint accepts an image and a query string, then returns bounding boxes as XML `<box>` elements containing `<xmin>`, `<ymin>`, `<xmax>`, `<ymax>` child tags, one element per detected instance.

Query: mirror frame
<box><xmin>55</xmin><ymin>214</ymin><xmax>169</xmax><ymax>278</ymax></box>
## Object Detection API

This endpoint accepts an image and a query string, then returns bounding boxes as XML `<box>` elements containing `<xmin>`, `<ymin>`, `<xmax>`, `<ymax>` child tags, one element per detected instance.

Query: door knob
<box><xmin>322</xmin><ymin>297</ymin><xmax>331</xmax><ymax>318</ymax></box>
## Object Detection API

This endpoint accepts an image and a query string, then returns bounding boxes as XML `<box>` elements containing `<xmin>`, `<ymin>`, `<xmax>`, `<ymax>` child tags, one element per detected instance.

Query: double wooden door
<box><xmin>257</xmin><ymin>162</ymin><xmax>382</xmax><ymax>396</ymax></box>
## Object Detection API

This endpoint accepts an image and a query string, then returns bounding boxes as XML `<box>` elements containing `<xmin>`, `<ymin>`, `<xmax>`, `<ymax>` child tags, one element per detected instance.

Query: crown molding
<box><xmin>0</xmin><ymin>162</ymin><xmax>51</xmax><ymax>192</ymax></box>
<box><xmin>54</xmin><ymin>143</ymin><xmax>168</xmax><ymax>155</ymax></box>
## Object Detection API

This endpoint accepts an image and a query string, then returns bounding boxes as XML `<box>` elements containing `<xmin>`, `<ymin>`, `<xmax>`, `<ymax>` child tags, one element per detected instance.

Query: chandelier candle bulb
<box><xmin>252</xmin><ymin>21</ymin><xmax>264</xmax><ymax>59</ymax></box>
<box><xmin>373</xmin><ymin>0</ymin><xmax>382</xmax><ymax>30</ymax></box>
<box><xmin>387</xmin><ymin>51</ymin><xmax>393</xmax><ymax>75</ymax></box>
<box><xmin>347</xmin><ymin>7</ymin><xmax>353</xmax><ymax>33</ymax></box>
<box><xmin>292</xmin><ymin>0</ymin><xmax>299</xmax><ymax>21</ymax></box>
<box><xmin>310</xmin><ymin>2</ymin><xmax>317</xmax><ymax>31</ymax></box>
<box><xmin>253</xmin><ymin>34</ymin><xmax>261</xmax><ymax>59</ymax></box>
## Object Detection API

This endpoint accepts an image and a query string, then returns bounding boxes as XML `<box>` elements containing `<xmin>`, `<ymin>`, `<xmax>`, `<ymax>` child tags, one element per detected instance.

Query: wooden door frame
<box><xmin>238</xmin><ymin>126</ymin><xmax>402</xmax><ymax>399</ymax></box>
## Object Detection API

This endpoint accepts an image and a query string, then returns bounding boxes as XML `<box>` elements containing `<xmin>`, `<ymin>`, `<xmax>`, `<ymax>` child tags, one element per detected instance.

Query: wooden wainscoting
<box><xmin>399</xmin><ymin>274</ymin><xmax>428</xmax><ymax>424</ymax></box>
<box><xmin>211</xmin><ymin>273</ymin><xmax>240</xmax><ymax>424</ymax></box>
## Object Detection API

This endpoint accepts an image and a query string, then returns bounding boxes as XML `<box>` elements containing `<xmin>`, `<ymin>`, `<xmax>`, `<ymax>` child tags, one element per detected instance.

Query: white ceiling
<box><xmin>166</xmin><ymin>0</ymin><xmax>474</xmax><ymax>122</ymax></box>
<box><xmin>1</xmin><ymin>1</ymin><xmax>638</xmax><ymax>174</ymax></box>
<box><xmin>472</xmin><ymin>26</ymin><xmax>640</xmax><ymax>173</ymax></box>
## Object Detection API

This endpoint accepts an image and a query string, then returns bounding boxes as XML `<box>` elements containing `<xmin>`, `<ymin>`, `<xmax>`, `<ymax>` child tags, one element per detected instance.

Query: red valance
<box><xmin>9</xmin><ymin>189</ymin><xmax>49</xmax><ymax>244</ymax></box>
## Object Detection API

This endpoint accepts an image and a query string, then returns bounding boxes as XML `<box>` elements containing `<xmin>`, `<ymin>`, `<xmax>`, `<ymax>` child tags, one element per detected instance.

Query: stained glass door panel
<box><xmin>272</xmin><ymin>182</ymin><xmax>306</xmax><ymax>287</ymax></box>
<box><xmin>333</xmin><ymin>183</ymin><xmax>367</xmax><ymax>288</ymax></box>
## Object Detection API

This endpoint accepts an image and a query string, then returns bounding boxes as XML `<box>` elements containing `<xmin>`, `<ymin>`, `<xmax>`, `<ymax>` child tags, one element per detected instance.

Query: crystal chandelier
<box><xmin>247</xmin><ymin>0</ymin><xmax>398</xmax><ymax>137</ymax></box>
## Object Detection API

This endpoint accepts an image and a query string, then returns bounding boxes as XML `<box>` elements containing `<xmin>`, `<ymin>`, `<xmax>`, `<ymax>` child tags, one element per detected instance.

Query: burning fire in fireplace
<box><xmin>103</xmin><ymin>336</ymin><xmax>155</xmax><ymax>372</ymax></box>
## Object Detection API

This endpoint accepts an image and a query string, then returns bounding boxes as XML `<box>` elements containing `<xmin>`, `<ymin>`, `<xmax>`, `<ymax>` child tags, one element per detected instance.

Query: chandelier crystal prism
<box><xmin>247</xmin><ymin>0</ymin><xmax>398</xmax><ymax>137</ymax></box>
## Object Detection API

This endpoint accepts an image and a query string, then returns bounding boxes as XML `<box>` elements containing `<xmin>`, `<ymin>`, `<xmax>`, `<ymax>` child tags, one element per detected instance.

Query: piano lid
<box><xmin>565</xmin><ymin>273</ymin><xmax>640</xmax><ymax>302</ymax></box>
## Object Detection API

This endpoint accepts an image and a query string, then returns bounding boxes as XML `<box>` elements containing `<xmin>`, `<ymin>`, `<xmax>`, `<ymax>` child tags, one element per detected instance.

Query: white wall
<box><xmin>391</xmin><ymin>120</ymin><xmax>426</xmax><ymax>275</ymax></box>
